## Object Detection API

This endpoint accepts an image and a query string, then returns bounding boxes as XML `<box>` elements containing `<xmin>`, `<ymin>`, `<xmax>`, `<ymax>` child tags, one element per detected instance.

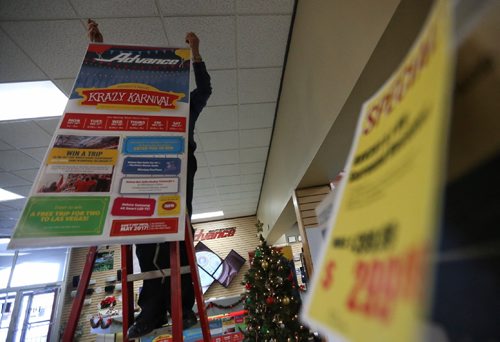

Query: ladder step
<box><xmin>126</xmin><ymin>265</ymin><xmax>191</xmax><ymax>282</ymax></box>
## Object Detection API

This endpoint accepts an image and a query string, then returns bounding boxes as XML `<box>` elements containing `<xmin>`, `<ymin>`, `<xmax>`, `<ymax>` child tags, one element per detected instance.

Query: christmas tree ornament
<box><xmin>245</xmin><ymin>283</ymin><xmax>252</xmax><ymax>290</ymax></box>
<box><xmin>266</xmin><ymin>296</ymin><xmax>275</xmax><ymax>305</ymax></box>
<box><xmin>282</xmin><ymin>296</ymin><xmax>290</xmax><ymax>305</ymax></box>
<box><xmin>261</xmin><ymin>260</ymin><xmax>269</xmax><ymax>269</ymax></box>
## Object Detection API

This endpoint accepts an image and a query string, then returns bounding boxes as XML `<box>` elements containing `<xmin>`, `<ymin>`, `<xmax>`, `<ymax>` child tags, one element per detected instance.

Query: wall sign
<box><xmin>194</xmin><ymin>227</ymin><xmax>236</xmax><ymax>242</ymax></box>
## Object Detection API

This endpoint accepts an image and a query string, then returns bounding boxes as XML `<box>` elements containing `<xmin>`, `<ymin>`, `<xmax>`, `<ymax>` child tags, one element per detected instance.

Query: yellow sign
<box><xmin>48</xmin><ymin>148</ymin><xmax>118</xmax><ymax>165</ymax></box>
<box><xmin>302</xmin><ymin>0</ymin><xmax>453</xmax><ymax>341</ymax></box>
<box><xmin>158</xmin><ymin>195</ymin><xmax>181</xmax><ymax>216</ymax></box>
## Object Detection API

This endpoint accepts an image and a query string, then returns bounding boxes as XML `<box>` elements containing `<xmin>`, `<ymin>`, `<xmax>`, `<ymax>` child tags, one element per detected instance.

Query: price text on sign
<box><xmin>345</xmin><ymin>246</ymin><xmax>426</xmax><ymax>322</ymax></box>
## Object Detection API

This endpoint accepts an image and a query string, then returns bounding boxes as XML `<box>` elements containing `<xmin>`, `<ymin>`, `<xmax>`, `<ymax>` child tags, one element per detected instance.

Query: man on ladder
<box><xmin>88</xmin><ymin>19</ymin><xmax>212</xmax><ymax>339</ymax></box>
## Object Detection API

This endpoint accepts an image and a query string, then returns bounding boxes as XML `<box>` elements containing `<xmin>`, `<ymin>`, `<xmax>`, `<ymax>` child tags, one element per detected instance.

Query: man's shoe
<box><xmin>182</xmin><ymin>310</ymin><xmax>198</xmax><ymax>330</ymax></box>
<box><xmin>127</xmin><ymin>315</ymin><xmax>166</xmax><ymax>339</ymax></box>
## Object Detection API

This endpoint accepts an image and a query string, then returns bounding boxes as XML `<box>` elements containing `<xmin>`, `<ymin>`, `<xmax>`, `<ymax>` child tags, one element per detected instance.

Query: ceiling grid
<box><xmin>0</xmin><ymin>0</ymin><xmax>294</xmax><ymax>235</ymax></box>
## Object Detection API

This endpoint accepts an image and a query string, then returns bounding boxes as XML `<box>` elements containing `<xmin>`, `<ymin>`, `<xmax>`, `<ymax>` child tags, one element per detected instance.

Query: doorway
<box><xmin>1</xmin><ymin>287</ymin><xmax>58</xmax><ymax>342</ymax></box>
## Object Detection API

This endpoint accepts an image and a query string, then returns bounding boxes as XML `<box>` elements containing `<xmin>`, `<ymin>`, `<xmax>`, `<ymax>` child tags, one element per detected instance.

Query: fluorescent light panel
<box><xmin>0</xmin><ymin>188</ymin><xmax>24</xmax><ymax>202</ymax></box>
<box><xmin>192</xmin><ymin>211</ymin><xmax>224</xmax><ymax>220</ymax></box>
<box><xmin>0</xmin><ymin>81</ymin><xmax>67</xmax><ymax>121</ymax></box>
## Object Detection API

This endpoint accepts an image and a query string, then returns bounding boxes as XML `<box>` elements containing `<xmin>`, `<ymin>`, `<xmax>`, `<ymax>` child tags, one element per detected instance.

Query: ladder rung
<box><xmin>127</xmin><ymin>266</ymin><xmax>191</xmax><ymax>282</ymax></box>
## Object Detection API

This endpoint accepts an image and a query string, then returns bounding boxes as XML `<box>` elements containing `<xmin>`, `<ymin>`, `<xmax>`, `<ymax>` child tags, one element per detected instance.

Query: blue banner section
<box><xmin>123</xmin><ymin>136</ymin><xmax>184</xmax><ymax>155</ymax></box>
<box><xmin>122</xmin><ymin>157</ymin><xmax>181</xmax><ymax>175</ymax></box>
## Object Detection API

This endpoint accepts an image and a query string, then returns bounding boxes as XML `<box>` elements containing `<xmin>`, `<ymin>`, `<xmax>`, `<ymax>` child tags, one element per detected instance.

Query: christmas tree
<box><xmin>243</xmin><ymin>230</ymin><xmax>314</xmax><ymax>341</ymax></box>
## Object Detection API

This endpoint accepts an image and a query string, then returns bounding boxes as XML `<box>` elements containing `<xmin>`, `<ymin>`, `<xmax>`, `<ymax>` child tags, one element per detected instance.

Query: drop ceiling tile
<box><xmin>240</xmin><ymin>183</ymin><xmax>261</xmax><ymax>192</ymax></box>
<box><xmin>0</xmin><ymin>121</ymin><xmax>52</xmax><ymax>148</ymax></box>
<box><xmin>0</xmin><ymin>0</ymin><xmax>77</xmax><ymax>20</ymax></box>
<box><xmin>0</xmin><ymin>30</ymin><xmax>46</xmax><ymax>83</ymax></box>
<box><xmin>71</xmin><ymin>0</ymin><xmax>158</xmax><ymax>17</ymax></box>
<box><xmin>0</xmin><ymin>226</ymin><xmax>15</xmax><ymax>236</ymax></box>
<box><xmin>240</xmin><ymin>196</ymin><xmax>259</xmax><ymax>203</ymax></box>
<box><xmin>0</xmin><ymin>151</ymin><xmax>41</xmax><ymax>171</ymax></box>
<box><xmin>193</xmin><ymin>187</ymin><xmax>218</xmax><ymax>197</ymax></box>
<box><xmin>236</xmin><ymin>0</ymin><xmax>294</xmax><ymax>14</ymax></box>
<box><xmin>34</xmin><ymin>117</ymin><xmax>61</xmax><ymax>135</ymax></box>
<box><xmin>21</xmin><ymin>147</ymin><xmax>49</xmax><ymax>162</ymax></box>
<box><xmin>220</xmin><ymin>203</ymin><xmax>247</xmax><ymax>212</ymax></box>
<box><xmin>198</xmin><ymin>130</ymin><xmax>238</xmax><ymax>151</ymax></box>
<box><xmin>224</xmin><ymin>208</ymin><xmax>255</xmax><ymax>217</ymax></box>
<box><xmin>14</xmin><ymin>169</ymin><xmax>40</xmax><ymax>182</ymax></box>
<box><xmin>241</xmin><ymin>173</ymin><xmax>263</xmax><ymax>184</ymax></box>
<box><xmin>239</xmin><ymin>128</ymin><xmax>272</xmax><ymax>148</ymax></box>
<box><xmin>163</xmin><ymin>16</ymin><xmax>236</xmax><ymax>70</ymax></box>
<box><xmin>1</xmin><ymin>20</ymin><xmax>89</xmax><ymax>79</ymax></box>
<box><xmin>94</xmin><ymin>17</ymin><xmax>167</xmax><ymax>46</ymax></box>
<box><xmin>206</xmin><ymin>70</ymin><xmax>238</xmax><ymax>106</ymax></box>
<box><xmin>3</xmin><ymin>198</ymin><xmax>27</xmax><ymax>210</ymax></box>
<box><xmin>239</xmin><ymin>103</ymin><xmax>275</xmax><ymax>129</ymax></box>
<box><xmin>158</xmin><ymin>0</ymin><xmax>234</xmax><ymax>15</ymax></box>
<box><xmin>209</xmin><ymin>164</ymin><xmax>240</xmax><ymax>177</ymax></box>
<box><xmin>194</xmin><ymin>195</ymin><xmax>216</xmax><ymax>204</ymax></box>
<box><xmin>238</xmin><ymin>68</ymin><xmax>282</xmax><ymax>104</ymax></box>
<box><xmin>214</xmin><ymin>175</ymin><xmax>240</xmax><ymax>186</ymax></box>
<box><xmin>4</xmin><ymin>185</ymin><xmax>32</xmax><ymax>197</ymax></box>
<box><xmin>220</xmin><ymin>198</ymin><xmax>241</xmax><ymax>206</ymax></box>
<box><xmin>205</xmin><ymin>150</ymin><xmax>239</xmax><ymax>166</ymax></box>
<box><xmin>196</xmin><ymin>106</ymin><xmax>238</xmax><ymax>133</ymax></box>
<box><xmin>194</xmin><ymin>166</ymin><xmax>211</xmax><ymax>179</ymax></box>
<box><xmin>194</xmin><ymin>151</ymin><xmax>208</xmax><ymax>167</ymax></box>
<box><xmin>0</xmin><ymin>172</ymin><xmax>31</xmax><ymax>187</ymax></box>
<box><xmin>219</xmin><ymin>193</ymin><xmax>241</xmax><ymax>201</ymax></box>
<box><xmin>0</xmin><ymin>204</ymin><xmax>13</xmax><ymax>212</ymax></box>
<box><xmin>53</xmin><ymin>78</ymin><xmax>75</xmax><ymax>97</ymax></box>
<box><xmin>193</xmin><ymin>202</ymin><xmax>221</xmax><ymax>212</ymax></box>
<box><xmin>240</xmin><ymin>162</ymin><xmax>265</xmax><ymax>175</ymax></box>
<box><xmin>0</xmin><ymin>140</ymin><xmax>14</xmax><ymax>151</ymax></box>
<box><xmin>241</xmin><ymin>190</ymin><xmax>260</xmax><ymax>198</ymax></box>
<box><xmin>193</xmin><ymin>178</ymin><xmax>214</xmax><ymax>189</ymax></box>
<box><xmin>240</xmin><ymin>147</ymin><xmax>268</xmax><ymax>163</ymax></box>
<box><xmin>0</xmin><ymin>210</ymin><xmax>21</xmax><ymax>220</ymax></box>
<box><xmin>237</xmin><ymin>15</ymin><xmax>291</xmax><ymax>68</ymax></box>
<box><xmin>218</xmin><ymin>185</ymin><xmax>242</xmax><ymax>194</ymax></box>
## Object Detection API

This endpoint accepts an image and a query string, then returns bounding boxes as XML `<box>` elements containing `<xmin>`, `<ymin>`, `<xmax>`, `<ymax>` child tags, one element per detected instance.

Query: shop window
<box><xmin>10</xmin><ymin>248</ymin><xmax>68</xmax><ymax>288</ymax></box>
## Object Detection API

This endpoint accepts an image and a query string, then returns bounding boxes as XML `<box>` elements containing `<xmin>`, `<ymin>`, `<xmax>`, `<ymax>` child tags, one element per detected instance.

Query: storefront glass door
<box><xmin>0</xmin><ymin>287</ymin><xmax>58</xmax><ymax>342</ymax></box>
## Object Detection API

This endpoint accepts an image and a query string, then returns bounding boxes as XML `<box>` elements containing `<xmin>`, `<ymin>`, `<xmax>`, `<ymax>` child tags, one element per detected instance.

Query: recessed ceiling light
<box><xmin>0</xmin><ymin>81</ymin><xmax>67</xmax><ymax>121</ymax></box>
<box><xmin>191</xmin><ymin>211</ymin><xmax>224</xmax><ymax>220</ymax></box>
<box><xmin>0</xmin><ymin>188</ymin><xmax>24</xmax><ymax>202</ymax></box>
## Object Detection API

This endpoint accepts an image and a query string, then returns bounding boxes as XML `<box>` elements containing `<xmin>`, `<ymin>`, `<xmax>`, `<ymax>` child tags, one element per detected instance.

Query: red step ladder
<box><xmin>62</xmin><ymin>216</ymin><xmax>211</xmax><ymax>341</ymax></box>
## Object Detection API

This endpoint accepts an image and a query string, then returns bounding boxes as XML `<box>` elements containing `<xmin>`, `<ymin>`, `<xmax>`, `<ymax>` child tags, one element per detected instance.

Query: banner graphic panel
<box><xmin>9</xmin><ymin>43</ymin><xmax>191</xmax><ymax>249</ymax></box>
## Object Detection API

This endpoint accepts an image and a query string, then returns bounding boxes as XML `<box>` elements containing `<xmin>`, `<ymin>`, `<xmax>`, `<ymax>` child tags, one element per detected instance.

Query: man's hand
<box><xmin>185</xmin><ymin>32</ymin><xmax>201</xmax><ymax>60</ymax></box>
<box><xmin>88</xmin><ymin>19</ymin><xmax>103</xmax><ymax>43</ymax></box>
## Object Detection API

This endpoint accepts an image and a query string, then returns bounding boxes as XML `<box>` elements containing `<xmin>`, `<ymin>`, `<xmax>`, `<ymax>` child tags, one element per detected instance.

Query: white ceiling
<box><xmin>0</xmin><ymin>0</ymin><xmax>294</xmax><ymax>236</ymax></box>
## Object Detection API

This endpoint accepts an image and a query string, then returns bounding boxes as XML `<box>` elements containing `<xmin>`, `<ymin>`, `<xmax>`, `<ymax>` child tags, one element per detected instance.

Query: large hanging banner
<box><xmin>9</xmin><ymin>44</ymin><xmax>192</xmax><ymax>248</ymax></box>
<box><xmin>302</xmin><ymin>0</ymin><xmax>453</xmax><ymax>341</ymax></box>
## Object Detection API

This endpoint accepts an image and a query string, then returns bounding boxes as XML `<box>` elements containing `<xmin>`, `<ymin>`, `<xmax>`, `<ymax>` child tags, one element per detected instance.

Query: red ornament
<box><xmin>245</xmin><ymin>283</ymin><xmax>252</xmax><ymax>290</ymax></box>
<box><xmin>288</xmin><ymin>272</ymin><xmax>294</xmax><ymax>281</ymax></box>
<box><xmin>266</xmin><ymin>296</ymin><xmax>275</xmax><ymax>305</ymax></box>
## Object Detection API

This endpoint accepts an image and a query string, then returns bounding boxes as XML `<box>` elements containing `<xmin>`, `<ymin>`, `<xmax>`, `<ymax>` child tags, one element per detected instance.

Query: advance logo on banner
<box><xmin>194</xmin><ymin>227</ymin><xmax>236</xmax><ymax>242</ymax></box>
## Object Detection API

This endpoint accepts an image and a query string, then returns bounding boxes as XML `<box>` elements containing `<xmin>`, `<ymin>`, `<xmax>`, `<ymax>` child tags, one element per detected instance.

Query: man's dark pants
<box><xmin>136</xmin><ymin>152</ymin><xmax>197</xmax><ymax>319</ymax></box>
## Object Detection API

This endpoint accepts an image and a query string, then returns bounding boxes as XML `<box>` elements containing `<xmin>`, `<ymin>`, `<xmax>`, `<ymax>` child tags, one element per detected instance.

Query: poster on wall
<box><xmin>302</xmin><ymin>0</ymin><xmax>454</xmax><ymax>341</ymax></box>
<box><xmin>9</xmin><ymin>44</ymin><xmax>192</xmax><ymax>249</ymax></box>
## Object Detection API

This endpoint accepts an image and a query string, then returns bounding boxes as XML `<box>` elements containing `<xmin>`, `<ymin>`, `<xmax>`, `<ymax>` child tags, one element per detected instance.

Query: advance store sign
<box><xmin>9</xmin><ymin>44</ymin><xmax>192</xmax><ymax>249</ymax></box>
